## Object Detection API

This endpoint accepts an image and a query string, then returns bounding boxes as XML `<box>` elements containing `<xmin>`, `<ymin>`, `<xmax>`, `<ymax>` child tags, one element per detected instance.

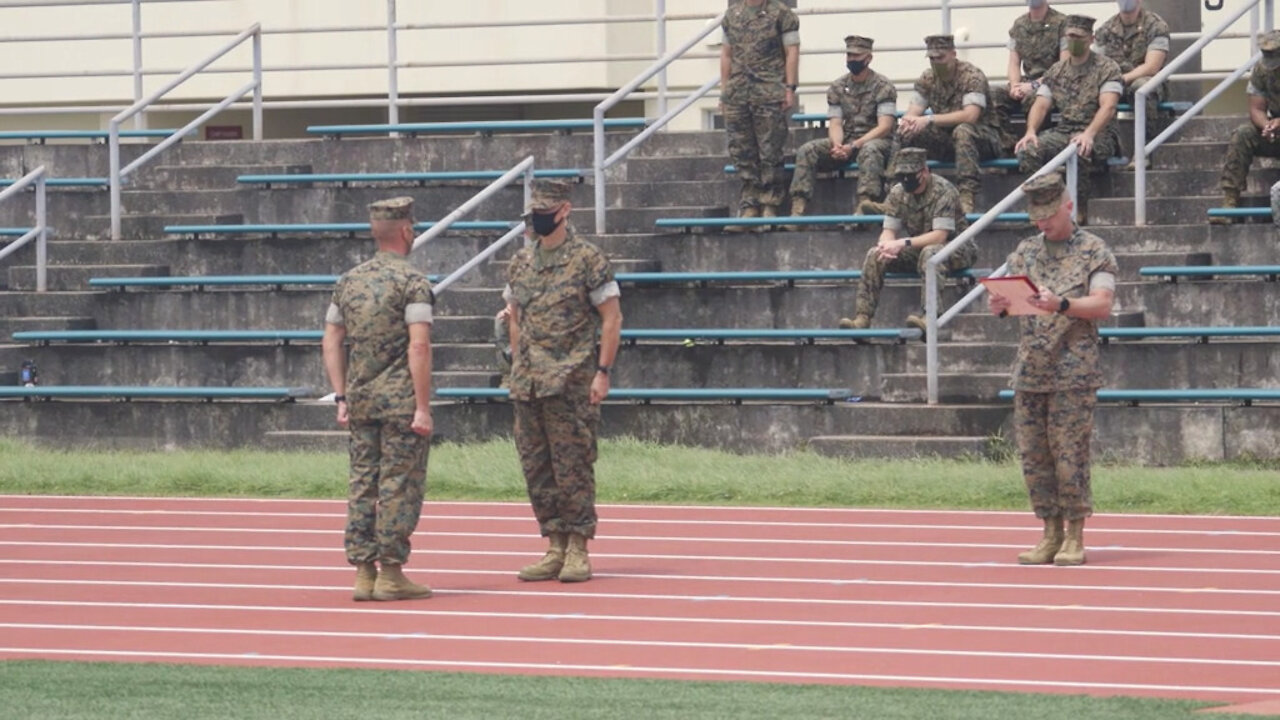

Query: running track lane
<box><xmin>0</xmin><ymin>496</ymin><xmax>1278</xmax><ymax>704</ymax></box>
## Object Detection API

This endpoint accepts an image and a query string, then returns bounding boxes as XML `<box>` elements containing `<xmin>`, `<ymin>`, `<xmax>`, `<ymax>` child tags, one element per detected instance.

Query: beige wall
<box><xmin>0</xmin><ymin>0</ymin><xmax>1260</xmax><ymax>135</ymax></box>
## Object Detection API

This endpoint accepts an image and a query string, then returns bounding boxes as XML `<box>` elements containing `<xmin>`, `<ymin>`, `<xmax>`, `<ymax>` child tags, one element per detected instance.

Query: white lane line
<box><xmin>2</xmin><ymin>563</ymin><xmax>1277</xmax><ymax>597</ymax></box>
<box><xmin>3</xmin><ymin>509</ymin><xmax>1277</xmax><ymax>537</ymax></box>
<box><xmin>3</xmin><ymin>526</ymin><xmax>1274</xmax><ymax>556</ymax></box>
<box><xmin>3</xmin><ymin>541</ymin><xmax>1279</xmax><ymax>575</ymax></box>
<box><xmin>4</xmin><ymin>495</ymin><xmax>1278</xmax><ymax>522</ymax></box>
<box><xmin>3</xmin><ymin>622</ymin><xmax>1276</xmax><ymax>668</ymax></box>
<box><xmin>1</xmin><ymin>647</ymin><xmax>1276</xmax><ymax>695</ymax></box>
<box><xmin>4</xmin><ymin>589</ymin><xmax>1278</xmax><ymax>618</ymax></box>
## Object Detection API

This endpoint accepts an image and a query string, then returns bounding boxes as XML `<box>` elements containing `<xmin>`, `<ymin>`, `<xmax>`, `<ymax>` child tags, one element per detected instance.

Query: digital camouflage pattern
<box><xmin>896</xmin><ymin>60</ymin><xmax>1002</xmax><ymax>193</ymax></box>
<box><xmin>1095</xmin><ymin>8</ymin><xmax>1170</xmax><ymax>123</ymax></box>
<box><xmin>329</xmin><ymin>251</ymin><xmax>434</xmax><ymax>421</ymax></box>
<box><xmin>1019</xmin><ymin>52</ymin><xmax>1124</xmax><ymax>205</ymax></box>
<box><xmin>1004</xmin><ymin>226</ymin><xmax>1118</xmax><ymax>392</ymax></box>
<box><xmin>505</xmin><ymin>222</ymin><xmax>616</xmax><ymax>540</ymax></box>
<box><xmin>853</xmin><ymin>174</ymin><xmax>976</xmax><ymax>318</ymax></box>
<box><xmin>722</xmin><ymin>0</ymin><xmax>799</xmax><ymax>209</ymax></box>
<box><xmin>1009</xmin><ymin>7</ymin><xmax>1068</xmax><ymax>81</ymax></box>
<box><xmin>1014</xmin><ymin>389</ymin><xmax>1096</xmax><ymax>520</ymax></box>
<box><xmin>1005</xmin><ymin>226</ymin><xmax>1115</xmax><ymax>522</ymax></box>
<box><xmin>788</xmin><ymin>70</ymin><xmax>896</xmax><ymax>202</ymax></box>
<box><xmin>1220</xmin><ymin>64</ymin><xmax>1280</xmax><ymax>193</ymax></box>
<box><xmin>344</xmin><ymin>418</ymin><xmax>429</xmax><ymax>564</ymax></box>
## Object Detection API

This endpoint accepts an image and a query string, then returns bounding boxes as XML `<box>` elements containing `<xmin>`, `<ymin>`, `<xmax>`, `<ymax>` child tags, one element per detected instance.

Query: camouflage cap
<box><xmin>1022</xmin><ymin>172</ymin><xmax>1068</xmax><ymax>221</ymax></box>
<box><xmin>1064</xmin><ymin>15</ymin><xmax>1096</xmax><ymax>35</ymax></box>
<box><xmin>924</xmin><ymin>34</ymin><xmax>955</xmax><ymax>57</ymax></box>
<box><xmin>368</xmin><ymin>196</ymin><xmax>414</xmax><ymax>221</ymax></box>
<box><xmin>844</xmin><ymin>35</ymin><xmax>874</xmax><ymax>54</ymax></box>
<box><xmin>1259</xmin><ymin>29</ymin><xmax>1280</xmax><ymax>53</ymax></box>
<box><xmin>524</xmin><ymin>178</ymin><xmax>573</xmax><ymax>214</ymax></box>
<box><xmin>893</xmin><ymin>148</ymin><xmax>929</xmax><ymax>175</ymax></box>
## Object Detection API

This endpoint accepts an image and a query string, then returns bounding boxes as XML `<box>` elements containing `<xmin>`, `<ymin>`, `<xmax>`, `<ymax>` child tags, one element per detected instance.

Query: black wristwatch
<box><xmin>596</xmin><ymin>365</ymin><xmax>611</xmax><ymax>376</ymax></box>
<box><xmin>785</xmin><ymin>84</ymin><xmax>798</xmax><ymax>91</ymax></box>
<box><xmin>1058</xmin><ymin>298</ymin><xmax>1071</xmax><ymax>313</ymax></box>
<box><xmin>334</xmin><ymin>394</ymin><xmax>346</xmax><ymax>404</ymax></box>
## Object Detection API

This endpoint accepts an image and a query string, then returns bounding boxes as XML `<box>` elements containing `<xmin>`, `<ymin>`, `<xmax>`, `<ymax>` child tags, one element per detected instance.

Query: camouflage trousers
<box><xmin>788</xmin><ymin>137</ymin><xmax>892</xmax><ymax>205</ymax></box>
<box><xmin>513</xmin><ymin>386</ymin><xmax>600</xmax><ymax>539</ymax></box>
<box><xmin>345</xmin><ymin>417</ymin><xmax>430</xmax><ymax>565</ymax></box>
<box><xmin>989</xmin><ymin>84</ymin><xmax>1039</xmax><ymax>153</ymax></box>
<box><xmin>853</xmin><ymin>241</ymin><xmax>978</xmax><ymax>319</ymax></box>
<box><xmin>1220</xmin><ymin>123</ymin><xmax>1280</xmax><ymax>193</ymax></box>
<box><xmin>1013</xmin><ymin>389</ymin><xmax>1096</xmax><ymax>521</ymax></box>
<box><xmin>493</xmin><ymin>313</ymin><xmax>512</xmax><ymax>387</ymax></box>
<box><xmin>890</xmin><ymin>122</ymin><xmax>1002</xmax><ymax>194</ymax></box>
<box><xmin>724</xmin><ymin>101</ymin><xmax>789</xmax><ymax>209</ymax></box>
<box><xmin>1018</xmin><ymin>126</ymin><xmax>1119</xmax><ymax>207</ymax></box>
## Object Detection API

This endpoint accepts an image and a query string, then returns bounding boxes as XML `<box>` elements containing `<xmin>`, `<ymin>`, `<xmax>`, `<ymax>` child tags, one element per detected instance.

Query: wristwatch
<box><xmin>334</xmin><ymin>394</ymin><xmax>346</xmax><ymax>403</ymax></box>
<box><xmin>785</xmin><ymin>84</ymin><xmax>798</xmax><ymax>91</ymax></box>
<box><xmin>1058</xmin><ymin>298</ymin><xmax>1071</xmax><ymax>313</ymax></box>
<box><xmin>596</xmin><ymin>365</ymin><xmax>611</xmax><ymax>376</ymax></box>
<box><xmin>904</xmin><ymin>238</ymin><xmax>913</xmax><ymax>249</ymax></box>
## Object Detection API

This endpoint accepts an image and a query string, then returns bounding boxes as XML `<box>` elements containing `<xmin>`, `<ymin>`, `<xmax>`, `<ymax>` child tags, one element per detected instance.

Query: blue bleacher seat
<box><xmin>308</xmin><ymin>118</ymin><xmax>648</xmax><ymax>138</ymax></box>
<box><xmin>0</xmin><ymin>129</ymin><xmax>184</xmax><ymax>143</ymax></box>
<box><xmin>1206</xmin><ymin>207</ymin><xmax>1272</xmax><ymax>220</ymax></box>
<box><xmin>654</xmin><ymin>214</ymin><xmax>1029</xmax><ymax>231</ymax></box>
<box><xmin>12</xmin><ymin>330</ymin><xmax>324</xmax><ymax>344</ymax></box>
<box><xmin>1140</xmin><ymin>265</ymin><xmax>1280</xmax><ymax>281</ymax></box>
<box><xmin>436</xmin><ymin>387</ymin><xmax>855</xmax><ymax>403</ymax></box>
<box><xmin>164</xmin><ymin>221</ymin><xmax>516</xmax><ymax>237</ymax></box>
<box><xmin>237</xmin><ymin>169</ymin><xmax>584</xmax><ymax>186</ymax></box>
<box><xmin>997</xmin><ymin>388</ymin><xmax>1280</xmax><ymax>406</ymax></box>
<box><xmin>0</xmin><ymin>177</ymin><xmax>108</xmax><ymax>188</ymax></box>
<box><xmin>0</xmin><ymin>385</ymin><xmax>309</xmax><ymax>401</ymax></box>
<box><xmin>1100</xmin><ymin>326</ymin><xmax>1280</xmax><ymax>342</ymax></box>
<box><xmin>615</xmin><ymin>269</ymin><xmax>989</xmax><ymax>285</ymax></box>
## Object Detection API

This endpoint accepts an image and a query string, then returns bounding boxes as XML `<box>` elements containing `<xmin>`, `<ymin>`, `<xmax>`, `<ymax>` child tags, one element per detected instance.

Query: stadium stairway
<box><xmin>0</xmin><ymin>116</ymin><xmax>1277</xmax><ymax>462</ymax></box>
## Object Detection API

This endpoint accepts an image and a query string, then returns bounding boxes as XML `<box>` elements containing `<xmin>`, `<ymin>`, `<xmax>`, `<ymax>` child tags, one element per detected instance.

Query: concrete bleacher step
<box><xmin>1</xmin><ymin>316</ymin><xmax>97</xmax><ymax>334</ymax></box>
<box><xmin>607</xmin><ymin>180</ymin><xmax>732</xmax><ymax>208</ymax></box>
<box><xmin>624</xmin><ymin>155</ymin><xmax>731</xmax><ymax>183</ymax></box>
<box><xmin>1102</xmin><ymin>167</ymin><xmax>1280</xmax><ymax>198</ymax></box>
<box><xmin>945</xmin><ymin>311</ymin><xmax>1146</xmax><ymax>344</ymax></box>
<box><xmin>572</xmin><ymin>205</ymin><xmax>727</xmax><ymax>234</ymax></box>
<box><xmin>6</xmin><ymin>264</ymin><xmax>170</xmax><ymax>292</ymax></box>
<box><xmin>1139</xmin><ymin>141</ymin><xmax>1227</xmax><ymax>169</ymax></box>
<box><xmin>1112</xmin><ymin>251</ymin><xmax>1212</xmax><ymax>280</ymax></box>
<box><xmin>881</xmin><ymin>372</ymin><xmax>1010</xmax><ymax>404</ymax></box>
<box><xmin>136</xmin><ymin>163</ymin><xmax>314</xmax><ymax>191</ymax></box>
<box><xmin>81</xmin><ymin>213</ymin><xmax>245</xmax><ymax>240</ymax></box>
<box><xmin>1089</xmin><ymin>196</ymin><xmax>1261</xmax><ymax>227</ymax></box>
<box><xmin>807</xmin><ymin>434</ymin><xmax>996</xmax><ymax>460</ymax></box>
<box><xmin>434</xmin><ymin>370</ymin><xmax>500</xmax><ymax>388</ymax></box>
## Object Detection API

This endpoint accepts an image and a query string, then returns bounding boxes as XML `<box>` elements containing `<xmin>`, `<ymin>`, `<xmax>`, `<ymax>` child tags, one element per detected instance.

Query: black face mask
<box><xmin>529</xmin><ymin>211</ymin><xmax>562</xmax><ymax>236</ymax></box>
<box><xmin>898</xmin><ymin>173</ymin><xmax>922</xmax><ymax>193</ymax></box>
<box><xmin>846</xmin><ymin>59</ymin><xmax>868</xmax><ymax>75</ymax></box>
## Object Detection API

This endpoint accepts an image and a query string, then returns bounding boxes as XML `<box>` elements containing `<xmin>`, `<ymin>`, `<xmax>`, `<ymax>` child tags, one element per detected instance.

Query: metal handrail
<box><xmin>923</xmin><ymin>142</ymin><xmax>1079</xmax><ymax>405</ymax></box>
<box><xmin>0</xmin><ymin>166</ymin><xmax>49</xmax><ymax>292</ymax></box>
<box><xmin>1134</xmin><ymin>0</ymin><xmax>1273</xmax><ymax>225</ymax></box>
<box><xmin>412</xmin><ymin>156</ymin><xmax>534</xmax><ymax>254</ymax></box>
<box><xmin>593</xmin><ymin>10</ymin><xmax>726</xmax><ymax>234</ymax></box>
<box><xmin>107</xmin><ymin>23</ymin><xmax>262</xmax><ymax>240</ymax></box>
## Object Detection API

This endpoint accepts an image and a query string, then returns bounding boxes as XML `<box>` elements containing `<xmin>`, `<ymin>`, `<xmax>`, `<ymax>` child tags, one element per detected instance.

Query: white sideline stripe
<box><xmin>3</xmin><ymin>622</ymin><xmax>1276</xmax><ymax>668</ymax></box>
<box><xmin>4</xmin><ymin>589</ymin><xmax>1277</xmax><ymax>617</ymax></box>
<box><xmin>4</xmin><ymin>541</ymin><xmax>1279</xmax><ymax>576</ymax></box>
<box><xmin>4</xmin><ymin>508</ymin><xmax>1278</xmax><ymax>537</ymax></box>
<box><xmin>4</xmin><ymin>495</ymin><xmax>1279</xmax><ymax>522</ymax></box>
<box><xmin>3</xmin><ymin>564</ymin><xmax>1278</xmax><ymax>598</ymax></box>
<box><xmin>5</xmin><ymin>525</ymin><xmax>1275</xmax><ymax>556</ymax></box>
<box><xmin>1</xmin><ymin>647</ymin><xmax>1276</xmax><ymax>695</ymax></box>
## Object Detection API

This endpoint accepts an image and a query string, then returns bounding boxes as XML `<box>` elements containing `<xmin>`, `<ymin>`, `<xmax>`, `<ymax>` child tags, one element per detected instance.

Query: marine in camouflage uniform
<box><xmin>1095</xmin><ymin>1</ymin><xmax>1170</xmax><ymax>135</ymax></box>
<box><xmin>1215</xmin><ymin>30</ymin><xmax>1280</xmax><ymax>220</ymax></box>
<box><xmin>1017</xmin><ymin>15</ymin><xmax>1123</xmax><ymax>224</ymax></box>
<box><xmin>721</xmin><ymin>0</ymin><xmax>800</xmax><ymax>218</ymax></box>
<box><xmin>990</xmin><ymin>4</ymin><xmax>1067</xmax><ymax>150</ymax></box>
<box><xmin>323</xmin><ymin>196</ymin><xmax>435</xmax><ymax>601</ymax></box>
<box><xmin>786</xmin><ymin>34</ymin><xmax>896</xmax><ymax>217</ymax></box>
<box><xmin>887</xmin><ymin>34</ymin><xmax>1003</xmax><ymax>214</ymax></box>
<box><xmin>504</xmin><ymin>179</ymin><xmax>622</xmax><ymax>583</ymax></box>
<box><xmin>839</xmin><ymin>148</ymin><xmax>976</xmax><ymax>333</ymax></box>
<box><xmin>991</xmin><ymin>173</ymin><xmax>1117</xmax><ymax>567</ymax></box>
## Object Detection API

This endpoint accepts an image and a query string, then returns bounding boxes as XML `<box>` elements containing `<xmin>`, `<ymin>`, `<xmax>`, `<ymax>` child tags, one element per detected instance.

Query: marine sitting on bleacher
<box><xmin>838</xmin><ymin>148</ymin><xmax>976</xmax><ymax>334</ymax></box>
<box><xmin>1016</xmin><ymin>14</ymin><xmax>1122</xmax><ymax>226</ymax></box>
<box><xmin>1094</xmin><ymin>0</ymin><xmax>1170</xmax><ymax>137</ymax></box>
<box><xmin>1212</xmin><ymin>30</ymin><xmax>1280</xmax><ymax>224</ymax></box>
<box><xmin>989</xmin><ymin>0</ymin><xmax>1068</xmax><ymax>154</ymax></box>
<box><xmin>784</xmin><ymin>34</ymin><xmax>895</xmax><ymax>225</ymax></box>
<box><xmin>874</xmin><ymin>34</ymin><xmax>1003</xmax><ymax>217</ymax></box>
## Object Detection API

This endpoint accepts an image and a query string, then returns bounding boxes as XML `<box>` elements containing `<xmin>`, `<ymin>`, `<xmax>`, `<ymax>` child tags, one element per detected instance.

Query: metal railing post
<box><xmin>35</xmin><ymin>174</ymin><xmax>47</xmax><ymax>292</ymax></box>
<box><xmin>109</xmin><ymin>119</ymin><xmax>122</xmax><ymax>240</ymax></box>
<box><xmin>1253</xmin><ymin>3</ymin><xmax>1261</xmax><ymax>54</ymax></box>
<box><xmin>1135</xmin><ymin>100</ymin><xmax>1147</xmax><ymax>225</ymax></box>
<box><xmin>523</xmin><ymin>163</ymin><xmax>533</xmax><ymax>214</ymax></box>
<box><xmin>412</xmin><ymin>156</ymin><xmax>533</xmax><ymax>251</ymax></box>
<box><xmin>1066</xmin><ymin>152</ymin><xmax>1078</xmax><ymax>220</ymax></box>
<box><xmin>131</xmin><ymin>0</ymin><xmax>144</xmax><ymax>129</ymax></box>
<box><xmin>386</xmin><ymin>0</ymin><xmax>400</xmax><ymax>128</ymax></box>
<box><xmin>594</xmin><ymin>105</ymin><xmax>608</xmax><ymax>234</ymax></box>
<box><xmin>1268</xmin><ymin>0</ymin><xmax>1275</xmax><ymax>31</ymax></box>
<box><xmin>941</xmin><ymin>0</ymin><xmax>952</xmax><ymax>34</ymax></box>
<box><xmin>252</xmin><ymin>27</ymin><xmax>263</xmax><ymax>140</ymax></box>
<box><xmin>656</xmin><ymin>0</ymin><xmax>668</xmax><ymax>120</ymax></box>
<box><xmin>925</xmin><ymin>255</ymin><xmax>939</xmax><ymax>404</ymax></box>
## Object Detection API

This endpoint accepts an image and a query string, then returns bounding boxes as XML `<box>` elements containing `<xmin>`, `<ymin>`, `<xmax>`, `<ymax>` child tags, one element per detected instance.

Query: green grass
<box><xmin>3</xmin><ymin>436</ymin><xmax>1280</xmax><ymax>515</ymax></box>
<box><xmin>4</xmin><ymin>436</ymin><xmax>1278</xmax><ymax>718</ymax></box>
<box><xmin>0</xmin><ymin>661</ymin><xmax>1236</xmax><ymax>720</ymax></box>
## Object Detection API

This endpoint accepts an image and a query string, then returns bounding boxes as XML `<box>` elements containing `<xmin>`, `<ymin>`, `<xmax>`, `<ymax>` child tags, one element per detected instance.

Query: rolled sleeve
<box><xmin>962</xmin><ymin>92</ymin><xmax>988</xmax><ymax>109</ymax></box>
<box><xmin>1248</xmin><ymin>80</ymin><xmax>1262</xmax><ymax>97</ymax></box>
<box><xmin>502</xmin><ymin>283</ymin><xmax>515</xmax><ymax>304</ymax></box>
<box><xmin>828</xmin><ymin>105</ymin><xmax>844</xmax><ymax>120</ymax></box>
<box><xmin>1148</xmin><ymin>36</ymin><xmax>1170</xmax><ymax>53</ymax></box>
<box><xmin>1006</xmin><ymin>37</ymin><xmax>1017</xmax><ymax>51</ymax></box>
<box><xmin>1100</xmin><ymin>80</ymin><xmax>1124</xmax><ymax>96</ymax></box>
<box><xmin>910</xmin><ymin>91</ymin><xmax>929</xmax><ymax>109</ymax></box>
<box><xmin>1036</xmin><ymin>84</ymin><xmax>1053</xmax><ymax>100</ymax></box>
<box><xmin>877</xmin><ymin>101</ymin><xmax>898</xmax><ymax>117</ymax></box>
<box><xmin>883</xmin><ymin>216</ymin><xmax>904</xmax><ymax>232</ymax></box>
<box><xmin>325</xmin><ymin>303</ymin><xmax>344</xmax><ymax>326</ymax></box>
<box><xmin>405</xmin><ymin>302</ymin><xmax>433</xmax><ymax>325</ymax></box>
<box><xmin>781</xmin><ymin>30</ymin><xmax>800</xmax><ymax>46</ymax></box>
<box><xmin>589</xmin><ymin>280</ymin><xmax>621</xmax><ymax>307</ymax></box>
<box><xmin>1089</xmin><ymin>271</ymin><xmax>1117</xmax><ymax>293</ymax></box>
<box><xmin>932</xmin><ymin>217</ymin><xmax>957</xmax><ymax>232</ymax></box>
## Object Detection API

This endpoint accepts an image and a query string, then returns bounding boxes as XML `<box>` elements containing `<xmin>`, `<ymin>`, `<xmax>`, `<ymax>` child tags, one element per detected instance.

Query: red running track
<box><xmin>1</xmin><ymin>495</ymin><xmax>1279</xmax><ymax>704</ymax></box>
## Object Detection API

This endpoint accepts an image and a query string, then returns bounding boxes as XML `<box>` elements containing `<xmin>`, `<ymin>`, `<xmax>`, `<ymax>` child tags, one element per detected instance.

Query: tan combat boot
<box><xmin>782</xmin><ymin>197</ymin><xmax>807</xmax><ymax>231</ymax></box>
<box><xmin>959</xmin><ymin>188</ymin><xmax>977</xmax><ymax>215</ymax></box>
<box><xmin>857</xmin><ymin>198</ymin><xmax>890</xmax><ymax>215</ymax></box>
<box><xmin>904</xmin><ymin>313</ymin><xmax>928</xmax><ymax>337</ymax></box>
<box><xmin>726</xmin><ymin>205</ymin><xmax>760</xmax><ymax>233</ymax></box>
<box><xmin>517</xmin><ymin>531</ymin><xmax>567</xmax><ymax>581</ymax></box>
<box><xmin>558</xmin><ymin>533</ymin><xmax>592</xmax><ymax>583</ymax></box>
<box><xmin>754</xmin><ymin>205</ymin><xmax>778</xmax><ymax>232</ymax></box>
<box><xmin>1017</xmin><ymin>516</ymin><xmax>1065</xmax><ymax>565</ymax></box>
<box><xmin>352</xmin><ymin>562</ymin><xmax>377</xmax><ymax>602</ymax></box>
<box><xmin>1053</xmin><ymin>518</ymin><xmax>1087</xmax><ymax>566</ymax></box>
<box><xmin>1209</xmin><ymin>188</ymin><xmax>1239</xmax><ymax>226</ymax></box>
<box><xmin>837</xmin><ymin>314</ymin><xmax>871</xmax><ymax>329</ymax></box>
<box><xmin>372</xmin><ymin>563</ymin><xmax>432</xmax><ymax>601</ymax></box>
